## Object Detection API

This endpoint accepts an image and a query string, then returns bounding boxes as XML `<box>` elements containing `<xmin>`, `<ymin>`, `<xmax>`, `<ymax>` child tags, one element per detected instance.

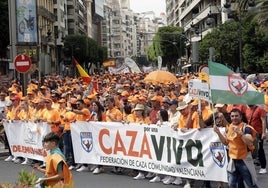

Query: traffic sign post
<box><xmin>14</xmin><ymin>54</ymin><xmax>32</xmax><ymax>96</ymax></box>
<box><xmin>14</xmin><ymin>54</ymin><xmax>32</xmax><ymax>73</ymax></box>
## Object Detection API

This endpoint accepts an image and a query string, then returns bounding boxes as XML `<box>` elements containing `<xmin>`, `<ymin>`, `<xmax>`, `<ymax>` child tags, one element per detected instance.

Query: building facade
<box><xmin>166</xmin><ymin>0</ymin><xmax>226</xmax><ymax>72</ymax></box>
<box><xmin>101</xmin><ymin>0</ymin><xmax>165</xmax><ymax>65</ymax></box>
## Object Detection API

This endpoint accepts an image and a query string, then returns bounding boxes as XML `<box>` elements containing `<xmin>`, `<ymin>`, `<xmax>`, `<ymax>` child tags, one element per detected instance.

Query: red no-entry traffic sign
<box><xmin>14</xmin><ymin>54</ymin><xmax>32</xmax><ymax>73</ymax></box>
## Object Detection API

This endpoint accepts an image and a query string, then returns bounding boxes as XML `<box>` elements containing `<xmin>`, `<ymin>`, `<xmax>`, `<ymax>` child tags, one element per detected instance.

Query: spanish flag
<box><xmin>102</xmin><ymin>58</ymin><xmax>116</xmax><ymax>67</ymax></box>
<box><xmin>73</xmin><ymin>57</ymin><xmax>91</xmax><ymax>83</ymax></box>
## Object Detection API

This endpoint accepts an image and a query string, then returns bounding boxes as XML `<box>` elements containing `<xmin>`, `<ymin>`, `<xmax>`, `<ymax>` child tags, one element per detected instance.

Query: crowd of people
<box><xmin>0</xmin><ymin>72</ymin><xmax>267</xmax><ymax>188</ymax></box>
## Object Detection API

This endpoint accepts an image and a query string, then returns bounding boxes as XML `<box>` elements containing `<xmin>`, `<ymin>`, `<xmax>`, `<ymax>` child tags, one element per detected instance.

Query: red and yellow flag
<box><xmin>73</xmin><ymin>57</ymin><xmax>91</xmax><ymax>83</ymax></box>
<box><xmin>102</xmin><ymin>58</ymin><xmax>116</xmax><ymax>67</ymax></box>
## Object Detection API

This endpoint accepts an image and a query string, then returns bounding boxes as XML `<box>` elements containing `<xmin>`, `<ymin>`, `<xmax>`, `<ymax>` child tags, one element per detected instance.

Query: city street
<box><xmin>0</xmin><ymin>144</ymin><xmax>268</xmax><ymax>188</ymax></box>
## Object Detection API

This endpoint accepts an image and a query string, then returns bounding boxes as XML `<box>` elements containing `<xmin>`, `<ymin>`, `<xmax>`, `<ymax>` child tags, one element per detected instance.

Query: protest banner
<box><xmin>3</xmin><ymin>121</ymin><xmax>228</xmax><ymax>182</ymax></box>
<box><xmin>71</xmin><ymin>121</ymin><xmax>228</xmax><ymax>182</ymax></box>
<box><xmin>188</xmin><ymin>79</ymin><xmax>211</xmax><ymax>102</ymax></box>
<box><xmin>3</xmin><ymin>121</ymin><xmax>50</xmax><ymax>161</ymax></box>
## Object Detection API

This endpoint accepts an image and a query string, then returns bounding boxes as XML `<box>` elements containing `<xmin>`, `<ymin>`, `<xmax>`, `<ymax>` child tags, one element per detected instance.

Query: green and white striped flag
<box><xmin>208</xmin><ymin>61</ymin><xmax>264</xmax><ymax>104</ymax></box>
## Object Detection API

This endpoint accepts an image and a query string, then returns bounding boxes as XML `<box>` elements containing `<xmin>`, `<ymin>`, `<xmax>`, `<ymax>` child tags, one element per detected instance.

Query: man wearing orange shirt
<box><xmin>73</xmin><ymin>99</ymin><xmax>90</xmax><ymax>121</ymax></box>
<box><xmin>174</xmin><ymin>101</ymin><xmax>205</xmax><ymax>188</ymax></box>
<box><xmin>105</xmin><ymin>97</ymin><xmax>123</xmax><ymax>122</ymax></box>
<box><xmin>41</xmin><ymin>98</ymin><xmax>62</xmax><ymax>136</ymax></box>
<box><xmin>6</xmin><ymin>95</ymin><xmax>21</xmax><ymax>120</ymax></box>
<box><xmin>38</xmin><ymin>86</ymin><xmax>51</xmax><ymax>99</ymax></box>
<box><xmin>32</xmin><ymin>98</ymin><xmax>46</xmax><ymax>122</ymax></box>
<box><xmin>214</xmin><ymin>109</ymin><xmax>258</xmax><ymax>188</ymax></box>
<box><xmin>60</xmin><ymin>101</ymin><xmax>77</xmax><ymax>171</ymax></box>
<box><xmin>51</xmin><ymin>91</ymin><xmax>60</xmax><ymax>110</ymax></box>
<box><xmin>176</xmin><ymin>101</ymin><xmax>205</xmax><ymax>130</ymax></box>
<box><xmin>5</xmin><ymin>95</ymin><xmax>24</xmax><ymax>163</ymax></box>
<box><xmin>16</xmin><ymin>100</ymin><xmax>30</xmax><ymax>121</ymax></box>
<box><xmin>71</xmin><ymin>99</ymin><xmax>91</xmax><ymax>172</ymax></box>
<box><xmin>104</xmin><ymin>96</ymin><xmax>123</xmax><ymax>174</ymax></box>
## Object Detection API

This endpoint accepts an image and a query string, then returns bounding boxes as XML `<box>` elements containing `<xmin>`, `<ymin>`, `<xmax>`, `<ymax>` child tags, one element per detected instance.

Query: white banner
<box><xmin>188</xmin><ymin>79</ymin><xmax>211</xmax><ymax>102</ymax></box>
<box><xmin>108</xmin><ymin>64</ymin><xmax>130</xmax><ymax>74</ymax></box>
<box><xmin>142</xmin><ymin>66</ymin><xmax>154</xmax><ymax>73</ymax></box>
<box><xmin>71</xmin><ymin>122</ymin><xmax>228</xmax><ymax>182</ymax></box>
<box><xmin>124</xmin><ymin>57</ymin><xmax>142</xmax><ymax>73</ymax></box>
<box><xmin>3</xmin><ymin>121</ymin><xmax>51</xmax><ymax>161</ymax></box>
<box><xmin>157</xmin><ymin>56</ymin><xmax>162</xmax><ymax>70</ymax></box>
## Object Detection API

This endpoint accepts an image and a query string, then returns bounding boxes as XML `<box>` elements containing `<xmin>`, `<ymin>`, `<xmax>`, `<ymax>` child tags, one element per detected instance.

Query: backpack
<box><xmin>241</xmin><ymin>123</ymin><xmax>257</xmax><ymax>152</ymax></box>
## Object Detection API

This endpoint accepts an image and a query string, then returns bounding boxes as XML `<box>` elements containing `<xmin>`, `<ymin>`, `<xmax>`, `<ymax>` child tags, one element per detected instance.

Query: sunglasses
<box><xmin>230</xmin><ymin>115</ymin><xmax>239</xmax><ymax>118</ymax></box>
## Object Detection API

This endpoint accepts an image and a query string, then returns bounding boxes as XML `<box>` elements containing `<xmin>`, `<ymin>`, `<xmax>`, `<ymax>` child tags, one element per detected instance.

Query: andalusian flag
<box><xmin>208</xmin><ymin>61</ymin><xmax>264</xmax><ymax>104</ymax></box>
<box><xmin>73</xmin><ymin>57</ymin><xmax>91</xmax><ymax>83</ymax></box>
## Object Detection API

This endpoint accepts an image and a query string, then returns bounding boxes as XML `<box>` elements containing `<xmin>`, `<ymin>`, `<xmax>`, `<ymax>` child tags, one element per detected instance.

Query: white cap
<box><xmin>183</xmin><ymin>93</ymin><xmax>193</xmax><ymax>104</ymax></box>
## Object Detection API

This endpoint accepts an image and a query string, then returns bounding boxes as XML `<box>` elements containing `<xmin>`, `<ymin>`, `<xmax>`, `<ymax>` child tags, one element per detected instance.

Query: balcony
<box><xmin>38</xmin><ymin>6</ymin><xmax>56</xmax><ymax>22</ymax></box>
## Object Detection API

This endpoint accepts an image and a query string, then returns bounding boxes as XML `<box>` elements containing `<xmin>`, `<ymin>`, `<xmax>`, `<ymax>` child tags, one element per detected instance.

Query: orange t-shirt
<box><xmin>35</xmin><ymin>108</ymin><xmax>46</xmax><ymax>121</ymax></box>
<box><xmin>226</xmin><ymin>122</ymin><xmax>251</xmax><ymax>159</ymax></box>
<box><xmin>52</xmin><ymin>102</ymin><xmax>60</xmax><ymax>110</ymax></box>
<box><xmin>42</xmin><ymin>108</ymin><xmax>61</xmax><ymax>134</ymax></box>
<box><xmin>178</xmin><ymin>112</ymin><xmax>200</xmax><ymax>129</ymax></box>
<box><xmin>202</xmin><ymin>107</ymin><xmax>213</xmax><ymax>122</ymax></box>
<box><xmin>62</xmin><ymin>111</ymin><xmax>76</xmax><ymax>131</ymax></box>
<box><xmin>264</xmin><ymin>94</ymin><xmax>268</xmax><ymax>112</ymax></box>
<box><xmin>42</xmin><ymin>109</ymin><xmax>61</xmax><ymax>123</ymax></box>
<box><xmin>17</xmin><ymin>110</ymin><xmax>30</xmax><ymax>120</ymax></box>
<box><xmin>127</xmin><ymin>113</ymin><xmax>151</xmax><ymax>124</ymax></box>
<box><xmin>106</xmin><ymin>107</ymin><xmax>123</xmax><ymax>122</ymax></box>
<box><xmin>76</xmin><ymin>108</ymin><xmax>90</xmax><ymax>121</ymax></box>
<box><xmin>6</xmin><ymin>106</ymin><xmax>20</xmax><ymax>120</ymax></box>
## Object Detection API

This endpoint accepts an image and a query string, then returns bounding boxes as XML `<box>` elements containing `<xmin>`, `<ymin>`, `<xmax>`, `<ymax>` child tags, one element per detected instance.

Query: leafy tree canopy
<box><xmin>146</xmin><ymin>26</ymin><xmax>185</xmax><ymax>71</ymax></box>
<box><xmin>64</xmin><ymin>35</ymin><xmax>107</xmax><ymax>65</ymax></box>
<box><xmin>199</xmin><ymin>18</ymin><xmax>268</xmax><ymax>73</ymax></box>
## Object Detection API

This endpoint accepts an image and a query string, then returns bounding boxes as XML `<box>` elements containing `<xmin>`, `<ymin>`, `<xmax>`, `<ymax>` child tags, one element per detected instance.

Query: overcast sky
<box><xmin>129</xmin><ymin>0</ymin><xmax>166</xmax><ymax>16</ymax></box>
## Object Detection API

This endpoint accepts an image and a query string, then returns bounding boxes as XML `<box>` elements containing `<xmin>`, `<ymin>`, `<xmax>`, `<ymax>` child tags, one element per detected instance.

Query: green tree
<box><xmin>63</xmin><ymin>35</ymin><xmax>104</xmax><ymax>68</ymax></box>
<box><xmin>0</xmin><ymin>0</ymin><xmax>9</xmax><ymax>58</ymax></box>
<box><xmin>199</xmin><ymin>21</ymin><xmax>241</xmax><ymax>69</ymax></box>
<box><xmin>146</xmin><ymin>26</ymin><xmax>185</xmax><ymax>72</ymax></box>
<box><xmin>199</xmin><ymin>18</ymin><xmax>268</xmax><ymax>73</ymax></box>
<box><xmin>242</xmin><ymin>19</ymin><xmax>268</xmax><ymax>72</ymax></box>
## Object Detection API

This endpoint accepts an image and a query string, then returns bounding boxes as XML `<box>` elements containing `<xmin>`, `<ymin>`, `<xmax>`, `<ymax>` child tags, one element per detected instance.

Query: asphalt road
<box><xmin>0</xmin><ymin>142</ymin><xmax>268</xmax><ymax>188</ymax></box>
<box><xmin>0</xmin><ymin>156</ymin><xmax>267</xmax><ymax>188</ymax></box>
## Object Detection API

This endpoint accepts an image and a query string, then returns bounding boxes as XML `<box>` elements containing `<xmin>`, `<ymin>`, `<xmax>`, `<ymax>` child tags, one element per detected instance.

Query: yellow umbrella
<box><xmin>143</xmin><ymin>70</ymin><xmax>178</xmax><ymax>84</ymax></box>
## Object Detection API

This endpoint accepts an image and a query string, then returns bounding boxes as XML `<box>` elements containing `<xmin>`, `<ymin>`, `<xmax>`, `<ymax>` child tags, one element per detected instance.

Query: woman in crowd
<box><xmin>130</xmin><ymin>104</ymin><xmax>151</xmax><ymax>180</ymax></box>
<box><xmin>89</xmin><ymin>100</ymin><xmax>106</xmax><ymax>174</ymax></box>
